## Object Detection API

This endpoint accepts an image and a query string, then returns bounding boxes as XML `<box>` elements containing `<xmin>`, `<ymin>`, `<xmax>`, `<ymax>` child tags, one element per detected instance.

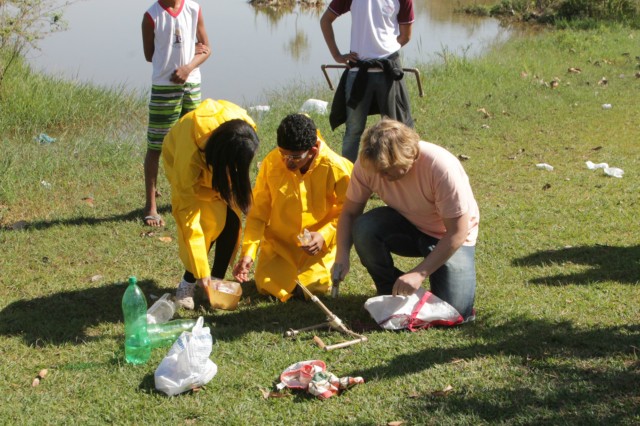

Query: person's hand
<box><xmin>392</xmin><ymin>271</ymin><xmax>425</xmax><ymax>297</ymax></box>
<box><xmin>331</xmin><ymin>262</ymin><xmax>347</xmax><ymax>283</ymax></box>
<box><xmin>195</xmin><ymin>42</ymin><xmax>209</xmax><ymax>55</ymax></box>
<box><xmin>196</xmin><ymin>276</ymin><xmax>213</xmax><ymax>290</ymax></box>
<box><xmin>170</xmin><ymin>64</ymin><xmax>192</xmax><ymax>84</ymax></box>
<box><xmin>233</xmin><ymin>256</ymin><xmax>254</xmax><ymax>282</ymax></box>
<box><xmin>300</xmin><ymin>231</ymin><xmax>325</xmax><ymax>256</ymax></box>
<box><xmin>335</xmin><ymin>51</ymin><xmax>358</xmax><ymax>65</ymax></box>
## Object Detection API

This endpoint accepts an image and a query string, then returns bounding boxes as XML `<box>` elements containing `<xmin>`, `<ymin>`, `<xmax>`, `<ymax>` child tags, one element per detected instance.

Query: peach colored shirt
<box><xmin>347</xmin><ymin>141</ymin><xmax>479</xmax><ymax>245</ymax></box>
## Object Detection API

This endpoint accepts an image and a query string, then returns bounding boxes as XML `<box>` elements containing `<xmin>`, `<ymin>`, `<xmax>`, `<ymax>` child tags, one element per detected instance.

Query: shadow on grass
<box><xmin>0</xmin><ymin>276</ymin><xmax>372</xmax><ymax>347</ymax></box>
<box><xmin>138</xmin><ymin>373</ymin><xmax>157</xmax><ymax>395</ymax></box>
<box><xmin>512</xmin><ymin>244</ymin><xmax>640</xmax><ymax>285</ymax></box>
<box><xmin>2</xmin><ymin>277</ymin><xmax>638</xmax><ymax>421</ymax></box>
<box><xmin>6</xmin><ymin>204</ymin><xmax>172</xmax><ymax>231</ymax></box>
<box><xmin>349</xmin><ymin>315</ymin><xmax>640</xmax><ymax>424</ymax></box>
<box><xmin>202</xmin><ymin>281</ymin><xmax>375</xmax><ymax>343</ymax></box>
<box><xmin>417</xmin><ymin>365</ymin><xmax>639</xmax><ymax>424</ymax></box>
<box><xmin>0</xmin><ymin>278</ymin><xmax>165</xmax><ymax>346</ymax></box>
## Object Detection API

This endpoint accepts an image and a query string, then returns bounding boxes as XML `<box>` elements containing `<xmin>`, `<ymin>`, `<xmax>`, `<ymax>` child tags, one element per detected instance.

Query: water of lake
<box><xmin>28</xmin><ymin>0</ymin><xmax>511</xmax><ymax>106</ymax></box>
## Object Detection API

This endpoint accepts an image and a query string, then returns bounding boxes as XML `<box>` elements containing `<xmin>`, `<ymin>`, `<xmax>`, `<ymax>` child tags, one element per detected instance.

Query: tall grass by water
<box><xmin>0</xmin><ymin>25</ymin><xmax>638</xmax><ymax>424</ymax></box>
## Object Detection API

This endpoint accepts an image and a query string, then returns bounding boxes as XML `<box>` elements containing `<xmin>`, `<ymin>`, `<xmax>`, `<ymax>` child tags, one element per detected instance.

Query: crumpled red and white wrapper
<box><xmin>277</xmin><ymin>360</ymin><xmax>364</xmax><ymax>399</ymax></box>
<box><xmin>307</xmin><ymin>371</ymin><xmax>365</xmax><ymax>400</ymax></box>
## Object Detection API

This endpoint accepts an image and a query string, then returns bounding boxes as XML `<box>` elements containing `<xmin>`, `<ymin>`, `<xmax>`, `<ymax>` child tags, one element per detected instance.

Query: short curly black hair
<box><xmin>276</xmin><ymin>114</ymin><xmax>317</xmax><ymax>151</ymax></box>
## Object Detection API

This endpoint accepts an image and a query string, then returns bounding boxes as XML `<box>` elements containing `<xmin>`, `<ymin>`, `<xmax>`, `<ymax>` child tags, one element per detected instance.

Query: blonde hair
<box><xmin>358</xmin><ymin>118</ymin><xmax>420</xmax><ymax>172</ymax></box>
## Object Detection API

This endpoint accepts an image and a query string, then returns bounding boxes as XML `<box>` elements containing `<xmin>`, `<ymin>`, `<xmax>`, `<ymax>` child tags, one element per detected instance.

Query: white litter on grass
<box><xmin>585</xmin><ymin>161</ymin><xmax>609</xmax><ymax>170</ymax></box>
<box><xmin>536</xmin><ymin>163</ymin><xmax>554</xmax><ymax>171</ymax></box>
<box><xmin>603</xmin><ymin>167</ymin><xmax>624</xmax><ymax>178</ymax></box>
<box><xmin>249</xmin><ymin>105</ymin><xmax>270</xmax><ymax>113</ymax></box>
<box><xmin>40</xmin><ymin>180</ymin><xmax>52</xmax><ymax>189</ymax></box>
<box><xmin>300</xmin><ymin>99</ymin><xmax>328</xmax><ymax>115</ymax></box>
<box><xmin>602</xmin><ymin>103</ymin><xmax>612</xmax><ymax>109</ymax></box>
<box><xmin>248</xmin><ymin>105</ymin><xmax>270</xmax><ymax>120</ymax></box>
<box><xmin>586</xmin><ymin>161</ymin><xmax>624</xmax><ymax>178</ymax></box>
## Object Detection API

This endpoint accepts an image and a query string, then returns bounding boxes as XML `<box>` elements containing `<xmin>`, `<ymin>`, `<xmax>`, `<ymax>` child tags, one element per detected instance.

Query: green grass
<box><xmin>1</xmin><ymin>26</ymin><xmax>639</xmax><ymax>424</ymax></box>
<box><xmin>464</xmin><ymin>0</ymin><xmax>640</xmax><ymax>28</ymax></box>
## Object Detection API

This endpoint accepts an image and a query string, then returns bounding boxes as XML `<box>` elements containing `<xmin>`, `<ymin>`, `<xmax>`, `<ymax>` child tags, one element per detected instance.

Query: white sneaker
<box><xmin>175</xmin><ymin>279</ymin><xmax>196</xmax><ymax>310</ymax></box>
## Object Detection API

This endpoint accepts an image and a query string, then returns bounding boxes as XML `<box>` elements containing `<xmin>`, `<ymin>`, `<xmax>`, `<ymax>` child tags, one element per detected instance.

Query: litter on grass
<box><xmin>536</xmin><ymin>163</ymin><xmax>554</xmax><ymax>171</ymax></box>
<box><xmin>603</xmin><ymin>167</ymin><xmax>624</xmax><ymax>178</ymax></box>
<box><xmin>88</xmin><ymin>274</ymin><xmax>103</xmax><ymax>283</ymax></box>
<box><xmin>586</xmin><ymin>161</ymin><xmax>608</xmax><ymax>170</ymax></box>
<box><xmin>35</xmin><ymin>133</ymin><xmax>56</xmax><ymax>144</ymax></box>
<box><xmin>364</xmin><ymin>288</ymin><xmax>464</xmax><ymax>331</ymax></box>
<box><xmin>299</xmin><ymin>99</ymin><xmax>328</xmax><ymax>115</ymax></box>
<box><xmin>154</xmin><ymin>317</ymin><xmax>217</xmax><ymax>396</ymax></box>
<box><xmin>248</xmin><ymin>105</ymin><xmax>270</xmax><ymax>120</ymax></box>
<box><xmin>147</xmin><ymin>293</ymin><xmax>176</xmax><ymax>324</ymax></box>
<box><xmin>586</xmin><ymin>161</ymin><xmax>624</xmax><ymax>178</ymax></box>
<box><xmin>31</xmin><ymin>369</ymin><xmax>48</xmax><ymax>387</ymax></box>
<box><xmin>276</xmin><ymin>360</ymin><xmax>364</xmax><ymax>400</ymax></box>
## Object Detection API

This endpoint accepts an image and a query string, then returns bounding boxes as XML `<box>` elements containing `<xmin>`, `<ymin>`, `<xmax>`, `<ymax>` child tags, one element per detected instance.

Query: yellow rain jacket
<box><xmin>162</xmin><ymin>99</ymin><xmax>256</xmax><ymax>279</ymax></box>
<box><xmin>241</xmin><ymin>138</ymin><xmax>353</xmax><ymax>301</ymax></box>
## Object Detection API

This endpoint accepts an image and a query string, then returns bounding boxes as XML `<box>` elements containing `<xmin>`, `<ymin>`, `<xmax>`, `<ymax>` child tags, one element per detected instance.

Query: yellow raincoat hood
<box><xmin>163</xmin><ymin>99</ymin><xmax>256</xmax><ymax>279</ymax></box>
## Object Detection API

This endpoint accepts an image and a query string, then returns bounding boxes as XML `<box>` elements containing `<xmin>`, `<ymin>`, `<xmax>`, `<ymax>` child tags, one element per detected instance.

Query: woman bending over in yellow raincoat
<box><xmin>162</xmin><ymin>99</ymin><xmax>259</xmax><ymax>309</ymax></box>
<box><xmin>233</xmin><ymin>114</ymin><xmax>352</xmax><ymax>302</ymax></box>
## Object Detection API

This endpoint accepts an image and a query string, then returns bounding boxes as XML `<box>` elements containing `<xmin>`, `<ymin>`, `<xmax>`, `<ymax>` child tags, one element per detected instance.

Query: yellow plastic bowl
<box><xmin>206</xmin><ymin>280</ymin><xmax>242</xmax><ymax>310</ymax></box>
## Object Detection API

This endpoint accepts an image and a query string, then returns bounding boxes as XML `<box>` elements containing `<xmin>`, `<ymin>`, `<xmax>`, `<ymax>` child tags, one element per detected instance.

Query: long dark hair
<box><xmin>204</xmin><ymin>119</ymin><xmax>259</xmax><ymax>214</ymax></box>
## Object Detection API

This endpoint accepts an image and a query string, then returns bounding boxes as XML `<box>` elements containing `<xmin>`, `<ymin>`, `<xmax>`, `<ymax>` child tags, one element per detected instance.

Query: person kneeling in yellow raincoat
<box><xmin>233</xmin><ymin>114</ymin><xmax>353</xmax><ymax>302</ymax></box>
<box><xmin>162</xmin><ymin>99</ymin><xmax>259</xmax><ymax>309</ymax></box>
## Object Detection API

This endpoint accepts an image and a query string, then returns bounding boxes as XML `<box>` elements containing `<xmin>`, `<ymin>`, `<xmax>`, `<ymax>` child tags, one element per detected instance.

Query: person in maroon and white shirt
<box><xmin>320</xmin><ymin>0</ymin><xmax>415</xmax><ymax>162</ymax></box>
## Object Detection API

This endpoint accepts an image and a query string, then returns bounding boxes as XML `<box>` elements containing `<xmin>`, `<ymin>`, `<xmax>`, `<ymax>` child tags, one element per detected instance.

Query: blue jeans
<box><xmin>352</xmin><ymin>206</ymin><xmax>476</xmax><ymax>319</ymax></box>
<box><xmin>342</xmin><ymin>71</ymin><xmax>389</xmax><ymax>162</ymax></box>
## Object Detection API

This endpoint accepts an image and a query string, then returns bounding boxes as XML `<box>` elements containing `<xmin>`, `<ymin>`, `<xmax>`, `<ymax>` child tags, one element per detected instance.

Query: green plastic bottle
<box><xmin>147</xmin><ymin>318</ymin><xmax>198</xmax><ymax>348</ymax></box>
<box><xmin>122</xmin><ymin>276</ymin><xmax>151</xmax><ymax>364</ymax></box>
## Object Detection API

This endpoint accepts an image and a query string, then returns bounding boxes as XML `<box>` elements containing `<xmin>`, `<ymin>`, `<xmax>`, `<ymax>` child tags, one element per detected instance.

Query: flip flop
<box><xmin>143</xmin><ymin>214</ymin><xmax>165</xmax><ymax>227</ymax></box>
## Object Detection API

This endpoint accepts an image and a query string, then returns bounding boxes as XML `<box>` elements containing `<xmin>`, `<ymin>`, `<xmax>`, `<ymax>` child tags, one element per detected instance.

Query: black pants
<box><xmin>182</xmin><ymin>205</ymin><xmax>240</xmax><ymax>283</ymax></box>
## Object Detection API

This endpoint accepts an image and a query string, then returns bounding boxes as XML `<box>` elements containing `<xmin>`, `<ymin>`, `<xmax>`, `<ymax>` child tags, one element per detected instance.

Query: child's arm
<box><xmin>170</xmin><ymin>11</ymin><xmax>211</xmax><ymax>84</ymax></box>
<box><xmin>313</xmin><ymin>159</ymin><xmax>353</xmax><ymax>250</ymax></box>
<box><xmin>141</xmin><ymin>13</ymin><xmax>154</xmax><ymax>63</ymax></box>
<box><xmin>233</xmin><ymin>155</ymin><xmax>273</xmax><ymax>282</ymax></box>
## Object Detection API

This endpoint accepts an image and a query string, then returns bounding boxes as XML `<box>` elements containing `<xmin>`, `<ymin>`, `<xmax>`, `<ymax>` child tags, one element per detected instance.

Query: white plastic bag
<box><xmin>364</xmin><ymin>288</ymin><xmax>463</xmax><ymax>331</ymax></box>
<box><xmin>299</xmin><ymin>98</ymin><xmax>328</xmax><ymax>115</ymax></box>
<box><xmin>154</xmin><ymin>316</ymin><xmax>217</xmax><ymax>396</ymax></box>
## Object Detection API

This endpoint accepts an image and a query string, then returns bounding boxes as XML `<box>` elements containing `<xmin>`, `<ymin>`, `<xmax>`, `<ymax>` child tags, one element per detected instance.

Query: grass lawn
<box><xmin>0</xmin><ymin>26</ymin><xmax>638</xmax><ymax>424</ymax></box>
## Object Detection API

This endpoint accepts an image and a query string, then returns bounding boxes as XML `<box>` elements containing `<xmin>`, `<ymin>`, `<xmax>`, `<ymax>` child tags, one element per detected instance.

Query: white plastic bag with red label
<box><xmin>364</xmin><ymin>288</ymin><xmax>463</xmax><ymax>331</ymax></box>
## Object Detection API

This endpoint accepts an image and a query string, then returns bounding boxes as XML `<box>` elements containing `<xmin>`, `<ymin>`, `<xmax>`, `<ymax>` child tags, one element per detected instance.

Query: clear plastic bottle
<box><xmin>146</xmin><ymin>293</ymin><xmax>176</xmax><ymax>324</ymax></box>
<box><xmin>147</xmin><ymin>318</ymin><xmax>198</xmax><ymax>348</ymax></box>
<box><xmin>122</xmin><ymin>276</ymin><xmax>151</xmax><ymax>364</ymax></box>
<box><xmin>297</xmin><ymin>228</ymin><xmax>312</xmax><ymax>245</ymax></box>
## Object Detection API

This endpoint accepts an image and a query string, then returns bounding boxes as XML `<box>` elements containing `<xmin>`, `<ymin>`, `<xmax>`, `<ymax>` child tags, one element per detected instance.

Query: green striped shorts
<box><xmin>146</xmin><ymin>83</ymin><xmax>202</xmax><ymax>150</ymax></box>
